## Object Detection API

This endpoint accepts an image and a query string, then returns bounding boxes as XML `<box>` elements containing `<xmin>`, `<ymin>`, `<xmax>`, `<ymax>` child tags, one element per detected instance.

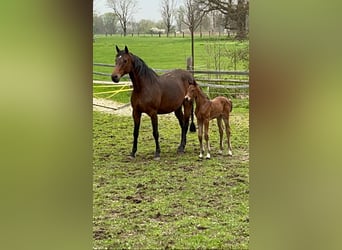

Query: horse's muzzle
<box><xmin>111</xmin><ymin>74</ymin><xmax>120</xmax><ymax>83</ymax></box>
<box><xmin>184</xmin><ymin>95</ymin><xmax>191</xmax><ymax>101</ymax></box>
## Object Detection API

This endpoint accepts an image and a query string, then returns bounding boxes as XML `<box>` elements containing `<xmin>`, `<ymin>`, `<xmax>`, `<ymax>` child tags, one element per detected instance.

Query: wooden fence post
<box><xmin>186</xmin><ymin>57</ymin><xmax>192</xmax><ymax>71</ymax></box>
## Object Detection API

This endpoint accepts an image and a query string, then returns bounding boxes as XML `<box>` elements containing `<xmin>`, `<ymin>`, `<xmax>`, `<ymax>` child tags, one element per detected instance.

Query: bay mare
<box><xmin>111</xmin><ymin>46</ymin><xmax>196</xmax><ymax>160</ymax></box>
<box><xmin>185</xmin><ymin>83</ymin><xmax>233</xmax><ymax>159</ymax></box>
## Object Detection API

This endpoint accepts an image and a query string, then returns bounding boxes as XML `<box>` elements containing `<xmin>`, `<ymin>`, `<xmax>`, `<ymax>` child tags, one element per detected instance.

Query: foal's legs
<box><xmin>204</xmin><ymin>120</ymin><xmax>211</xmax><ymax>159</ymax></box>
<box><xmin>131</xmin><ymin>110</ymin><xmax>141</xmax><ymax>158</ymax></box>
<box><xmin>150</xmin><ymin>113</ymin><xmax>161</xmax><ymax>160</ymax></box>
<box><xmin>223</xmin><ymin>117</ymin><xmax>233</xmax><ymax>156</ymax></box>
<box><xmin>197</xmin><ymin>121</ymin><xmax>204</xmax><ymax>159</ymax></box>
<box><xmin>217</xmin><ymin>117</ymin><xmax>224</xmax><ymax>154</ymax></box>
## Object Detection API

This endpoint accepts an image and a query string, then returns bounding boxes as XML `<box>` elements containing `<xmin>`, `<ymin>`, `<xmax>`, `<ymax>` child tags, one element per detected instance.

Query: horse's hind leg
<box><xmin>181</xmin><ymin>101</ymin><xmax>193</xmax><ymax>150</ymax></box>
<box><xmin>217</xmin><ymin>117</ymin><xmax>224</xmax><ymax>154</ymax></box>
<box><xmin>175</xmin><ymin>101</ymin><xmax>192</xmax><ymax>153</ymax></box>
<box><xmin>174</xmin><ymin>107</ymin><xmax>184</xmax><ymax>127</ymax></box>
<box><xmin>189</xmin><ymin>101</ymin><xmax>196</xmax><ymax>132</ymax></box>
<box><xmin>174</xmin><ymin>107</ymin><xmax>185</xmax><ymax>153</ymax></box>
<box><xmin>223</xmin><ymin>117</ymin><xmax>232</xmax><ymax>156</ymax></box>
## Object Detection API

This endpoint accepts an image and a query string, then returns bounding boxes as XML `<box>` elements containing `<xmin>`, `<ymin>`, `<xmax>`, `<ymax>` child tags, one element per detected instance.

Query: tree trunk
<box><xmin>191</xmin><ymin>29</ymin><xmax>194</xmax><ymax>70</ymax></box>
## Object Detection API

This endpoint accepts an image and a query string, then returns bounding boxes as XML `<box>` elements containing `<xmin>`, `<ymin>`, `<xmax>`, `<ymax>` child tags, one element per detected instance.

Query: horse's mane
<box><xmin>195</xmin><ymin>84</ymin><xmax>210</xmax><ymax>101</ymax></box>
<box><xmin>131</xmin><ymin>54</ymin><xmax>158</xmax><ymax>81</ymax></box>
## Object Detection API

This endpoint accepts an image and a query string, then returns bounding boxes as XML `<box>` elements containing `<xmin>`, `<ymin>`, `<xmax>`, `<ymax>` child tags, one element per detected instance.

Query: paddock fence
<box><xmin>93</xmin><ymin>63</ymin><xmax>249</xmax><ymax>110</ymax></box>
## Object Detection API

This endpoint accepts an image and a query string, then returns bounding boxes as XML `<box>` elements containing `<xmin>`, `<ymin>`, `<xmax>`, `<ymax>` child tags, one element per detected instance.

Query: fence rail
<box><xmin>93</xmin><ymin>63</ymin><xmax>249</xmax><ymax>86</ymax></box>
<box><xmin>93</xmin><ymin>63</ymin><xmax>249</xmax><ymax>109</ymax></box>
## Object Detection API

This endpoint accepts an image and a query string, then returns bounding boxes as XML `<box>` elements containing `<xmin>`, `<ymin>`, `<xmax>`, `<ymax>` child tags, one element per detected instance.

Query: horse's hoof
<box><xmin>228</xmin><ymin>150</ymin><xmax>233</xmax><ymax>157</ymax></box>
<box><xmin>190</xmin><ymin>123</ymin><xmax>196</xmax><ymax>132</ymax></box>
<box><xmin>154</xmin><ymin>156</ymin><xmax>160</xmax><ymax>161</ymax></box>
<box><xmin>129</xmin><ymin>153</ymin><xmax>135</xmax><ymax>160</ymax></box>
<box><xmin>177</xmin><ymin>148</ymin><xmax>185</xmax><ymax>154</ymax></box>
<box><xmin>206</xmin><ymin>153</ymin><xmax>211</xmax><ymax>160</ymax></box>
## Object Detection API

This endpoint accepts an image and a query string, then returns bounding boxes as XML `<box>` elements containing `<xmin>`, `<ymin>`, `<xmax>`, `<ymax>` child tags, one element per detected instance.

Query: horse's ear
<box><xmin>115</xmin><ymin>45</ymin><xmax>120</xmax><ymax>53</ymax></box>
<box><xmin>124</xmin><ymin>46</ymin><xmax>129</xmax><ymax>53</ymax></box>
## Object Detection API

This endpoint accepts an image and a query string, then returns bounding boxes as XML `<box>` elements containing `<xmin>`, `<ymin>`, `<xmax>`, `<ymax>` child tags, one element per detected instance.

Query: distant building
<box><xmin>150</xmin><ymin>27</ymin><xmax>165</xmax><ymax>34</ymax></box>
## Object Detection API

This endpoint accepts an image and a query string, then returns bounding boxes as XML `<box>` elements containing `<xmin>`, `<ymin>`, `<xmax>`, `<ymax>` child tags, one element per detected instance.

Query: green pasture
<box><xmin>93</xmin><ymin>108</ymin><xmax>249</xmax><ymax>249</ymax></box>
<box><xmin>93</xmin><ymin>34</ymin><xmax>248</xmax><ymax>70</ymax></box>
<box><xmin>93</xmin><ymin>35</ymin><xmax>249</xmax><ymax>104</ymax></box>
<box><xmin>93</xmin><ymin>34</ymin><xmax>249</xmax><ymax>249</ymax></box>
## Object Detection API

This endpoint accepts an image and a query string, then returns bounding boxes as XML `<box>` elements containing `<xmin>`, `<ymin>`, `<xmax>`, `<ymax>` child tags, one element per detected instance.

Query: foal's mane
<box><xmin>131</xmin><ymin>53</ymin><xmax>158</xmax><ymax>81</ymax></box>
<box><xmin>194</xmin><ymin>84</ymin><xmax>210</xmax><ymax>101</ymax></box>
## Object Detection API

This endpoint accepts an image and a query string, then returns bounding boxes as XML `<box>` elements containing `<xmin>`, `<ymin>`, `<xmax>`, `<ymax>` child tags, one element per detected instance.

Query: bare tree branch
<box><xmin>182</xmin><ymin>0</ymin><xmax>206</xmax><ymax>33</ymax></box>
<box><xmin>107</xmin><ymin>0</ymin><xmax>138</xmax><ymax>36</ymax></box>
<box><xmin>181</xmin><ymin>0</ymin><xmax>207</xmax><ymax>70</ymax></box>
<box><xmin>195</xmin><ymin>0</ymin><xmax>249</xmax><ymax>39</ymax></box>
<box><xmin>160</xmin><ymin>0</ymin><xmax>177</xmax><ymax>36</ymax></box>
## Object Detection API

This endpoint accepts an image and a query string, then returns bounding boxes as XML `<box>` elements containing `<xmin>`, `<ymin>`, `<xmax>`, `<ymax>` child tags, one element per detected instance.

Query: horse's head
<box><xmin>111</xmin><ymin>45</ymin><xmax>133</xmax><ymax>83</ymax></box>
<box><xmin>185</xmin><ymin>84</ymin><xmax>197</xmax><ymax>101</ymax></box>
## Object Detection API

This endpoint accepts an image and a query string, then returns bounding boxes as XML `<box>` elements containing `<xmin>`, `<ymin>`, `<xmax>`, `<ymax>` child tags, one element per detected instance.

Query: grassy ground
<box><xmin>93</xmin><ymin>35</ymin><xmax>249</xmax><ymax>80</ymax></box>
<box><xmin>93</xmin><ymin>34</ymin><xmax>249</xmax><ymax>249</ymax></box>
<box><xmin>93</xmin><ymin>35</ymin><xmax>249</xmax><ymax>104</ymax></box>
<box><xmin>93</xmin><ymin>102</ymin><xmax>249</xmax><ymax>249</ymax></box>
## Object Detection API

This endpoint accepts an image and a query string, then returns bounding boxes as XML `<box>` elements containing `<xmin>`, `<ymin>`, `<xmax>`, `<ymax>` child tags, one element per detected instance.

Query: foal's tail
<box><xmin>228</xmin><ymin>99</ymin><xmax>233</xmax><ymax>113</ymax></box>
<box><xmin>189</xmin><ymin>101</ymin><xmax>196</xmax><ymax>132</ymax></box>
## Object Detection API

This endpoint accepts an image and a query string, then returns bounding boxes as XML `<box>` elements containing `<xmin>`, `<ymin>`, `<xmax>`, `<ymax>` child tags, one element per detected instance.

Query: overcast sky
<box><xmin>94</xmin><ymin>0</ymin><xmax>178</xmax><ymax>22</ymax></box>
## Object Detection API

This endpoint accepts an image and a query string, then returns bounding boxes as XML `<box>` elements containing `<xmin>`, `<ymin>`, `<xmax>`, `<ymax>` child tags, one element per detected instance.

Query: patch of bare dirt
<box><xmin>93</xmin><ymin>98</ymin><xmax>132</xmax><ymax>116</ymax></box>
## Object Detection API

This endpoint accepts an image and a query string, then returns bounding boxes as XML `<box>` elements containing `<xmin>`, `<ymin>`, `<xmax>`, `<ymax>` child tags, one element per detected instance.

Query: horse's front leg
<box><xmin>204</xmin><ymin>120</ymin><xmax>211</xmax><ymax>159</ymax></box>
<box><xmin>130</xmin><ymin>110</ymin><xmax>141</xmax><ymax>158</ymax></box>
<box><xmin>150</xmin><ymin>113</ymin><xmax>161</xmax><ymax>160</ymax></box>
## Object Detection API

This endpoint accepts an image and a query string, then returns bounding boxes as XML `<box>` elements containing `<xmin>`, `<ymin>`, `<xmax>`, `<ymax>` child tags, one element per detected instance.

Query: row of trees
<box><xmin>93</xmin><ymin>0</ymin><xmax>249</xmax><ymax>40</ymax></box>
<box><xmin>93</xmin><ymin>12</ymin><xmax>231</xmax><ymax>36</ymax></box>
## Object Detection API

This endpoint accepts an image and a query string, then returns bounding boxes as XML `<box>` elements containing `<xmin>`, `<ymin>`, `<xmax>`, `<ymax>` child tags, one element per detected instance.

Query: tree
<box><xmin>182</xmin><ymin>0</ymin><xmax>206</xmax><ymax>69</ymax></box>
<box><xmin>160</xmin><ymin>0</ymin><xmax>177</xmax><ymax>37</ymax></box>
<box><xmin>102</xmin><ymin>13</ymin><xmax>117</xmax><ymax>35</ymax></box>
<box><xmin>176</xmin><ymin>6</ymin><xmax>185</xmax><ymax>32</ymax></box>
<box><xmin>197</xmin><ymin>0</ymin><xmax>249</xmax><ymax>39</ymax></box>
<box><xmin>93</xmin><ymin>14</ymin><xmax>105</xmax><ymax>34</ymax></box>
<box><xmin>106</xmin><ymin>0</ymin><xmax>138</xmax><ymax>36</ymax></box>
<box><xmin>138</xmin><ymin>19</ymin><xmax>157</xmax><ymax>34</ymax></box>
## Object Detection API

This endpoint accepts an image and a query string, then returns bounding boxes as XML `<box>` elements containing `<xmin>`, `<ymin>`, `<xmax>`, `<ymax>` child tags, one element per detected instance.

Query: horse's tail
<box><xmin>189</xmin><ymin>101</ymin><xmax>196</xmax><ymax>132</ymax></box>
<box><xmin>191</xmin><ymin>78</ymin><xmax>198</xmax><ymax>86</ymax></box>
<box><xmin>187</xmin><ymin>77</ymin><xmax>197</xmax><ymax>132</ymax></box>
<box><xmin>228</xmin><ymin>99</ymin><xmax>233</xmax><ymax>113</ymax></box>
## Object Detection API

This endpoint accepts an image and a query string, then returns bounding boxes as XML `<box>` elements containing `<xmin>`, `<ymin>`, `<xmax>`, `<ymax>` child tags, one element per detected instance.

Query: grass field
<box><xmin>93</xmin><ymin>35</ymin><xmax>249</xmax><ymax>104</ymax></box>
<box><xmin>93</xmin><ymin>34</ymin><xmax>249</xmax><ymax>249</ymax></box>
<box><xmin>93</xmin><ymin>35</ymin><xmax>248</xmax><ymax>78</ymax></box>
<box><xmin>93</xmin><ymin>108</ymin><xmax>249</xmax><ymax>249</ymax></box>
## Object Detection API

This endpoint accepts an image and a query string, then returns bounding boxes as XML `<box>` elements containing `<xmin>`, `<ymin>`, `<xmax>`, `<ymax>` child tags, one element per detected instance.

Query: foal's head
<box><xmin>185</xmin><ymin>84</ymin><xmax>198</xmax><ymax>101</ymax></box>
<box><xmin>111</xmin><ymin>45</ymin><xmax>134</xmax><ymax>83</ymax></box>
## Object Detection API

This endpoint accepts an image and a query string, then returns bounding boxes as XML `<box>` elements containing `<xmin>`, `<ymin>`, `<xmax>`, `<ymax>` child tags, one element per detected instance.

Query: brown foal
<box><xmin>185</xmin><ymin>84</ymin><xmax>233</xmax><ymax>159</ymax></box>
